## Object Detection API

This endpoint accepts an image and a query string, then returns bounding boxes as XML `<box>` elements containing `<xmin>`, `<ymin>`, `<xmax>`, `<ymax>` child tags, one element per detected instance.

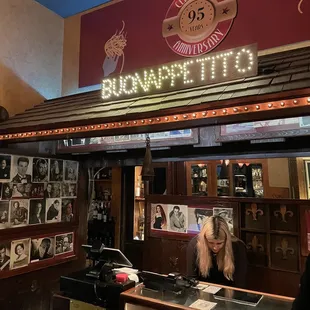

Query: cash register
<box><xmin>60</xmin><ymin>242</ymin><xmax>135</xmax><ymax>309</ymax></box>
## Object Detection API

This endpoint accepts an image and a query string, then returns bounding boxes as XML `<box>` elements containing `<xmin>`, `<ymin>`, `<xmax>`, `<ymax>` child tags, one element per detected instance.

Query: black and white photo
<box><xmin>30</xmin><ymin>183</ymin><xmax>44</xmax><ymax>198</ymax></box>
<box><xmin>11</xmin><ymin>183</ymin><xmax>32</xmax><ymax>198</ymax></box>
<box><xmin>62</xmin><ymin>199</ymin><xmax>74</xmax><ymax>222</ymax></box>
<box><xmin>188</xmin><ymin>208</ymin><xmax>213</xmax><ymax>232</ymax></box>
<box><xmin>29</xmin><ymin>200</ymin><xmax>45</xmax><ymax>225</ymax></box>
<box><xmin>167</xmin><ymin>204</ymin><xmax>188</xmax><ymax>233</ymax></box>
<box><xmin>213</xmin><ymin>207</ymin><xmax>234</xmax><ymax>234</ymax></box>
<box><xmin>0</xmin><ymin>243</ymin><xmax>10</xmax><ymax>271</ymax></box>
<box><xmin>49</xmin><ymin>159</ymin><xmax>63</xmax><ymax>182</ymax></box>
<box><xmin>0</xmin><ymin>201</ymin><xmax>9</xmax><ymax>230</ymax></box>
<box><xmin>31</xmin><ymin>237</ymin><xmax>54</xmax><ymax>262</ymax></box>
<box><xmin>10</xmin><ymin>200</ymin><xmax>29</xmax><ymax>227</ymax></box>
<box><xmin>150</xmin><ymin>204</ymin><xmax>167</xmax><ymax>230</ymax></box>
<box><xmin>0</xmin><ymin>155</ymin><xmax>11</xmax><ymax>181</ymax></box>
<box><xmin>32</xmin><ymin>158</ymin><xmax>49</xmax><ymax>182</ymax></box>
<box><xmin>64</xmin><ymin>160</ymin><xmax>78</xmax><ymax>182</ymax></box>
<box><xmin>1</xmin><ymin>183</ymin><xmax>12</xmax><ymax>200</ymax></box>
<box><xmin>55</xmin><ymin>233</ymin><xmax>74</xmax><ymax>255</ymax></box>
<box><xmin>11</xmin><ymin>156</ymin><xmax>32</xmax><ymax>184</ymax></box>
<box><xmin>46</xmin><ymin>198</ymin><xmax>62</xmax><ymax>223</ymax></box>
<box><xmin>10</xmin><ymin>239</ymin><xmax>30</xmax><ymax>269</ymax></box>
<box><xmin>44</xmin><ymin>182</ymin><xmax>61</xmax><ymax>198</ymax></box>
<box><xmin>62</xmin><ymin>183</ymin><xmax>77</xmax><ymax>198</ymax></box>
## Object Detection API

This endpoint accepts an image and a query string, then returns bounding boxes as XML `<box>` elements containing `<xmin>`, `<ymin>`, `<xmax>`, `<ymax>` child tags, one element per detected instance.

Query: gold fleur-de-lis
<box><xmin>246</xmin><ymin>235</ymin><xmax>264</xmax><ymax>253</ymax></box>
<box><xmin>275</xmin><ymin>238</ymin><xmax>295</xmax><ymax>260</ymax></box>
<box><xmin>246</xmin><ymin>203</ymin><xmax>263</xmax><ymax>221</ymax></box>
<box><xmin>274</xmin><ymin>205</ymin><xmax>293</xmax><ymax>223</ymax></box>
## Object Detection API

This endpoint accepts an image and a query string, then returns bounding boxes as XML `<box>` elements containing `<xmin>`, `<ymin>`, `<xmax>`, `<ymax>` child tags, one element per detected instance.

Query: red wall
<box><xmin>79</xmin><ymin>0</ymin><xmax>310</xmax><ymax>87</ymax></box>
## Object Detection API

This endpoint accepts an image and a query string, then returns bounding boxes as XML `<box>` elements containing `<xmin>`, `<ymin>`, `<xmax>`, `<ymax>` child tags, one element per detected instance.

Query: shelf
<box><xmin>241</xmin><ymin>228</ymin><xmax>299</xmax><ymax>236</ymax></box>
<box><xmin>241</xmin><ymin>228</ymin><xmax>267</xmax><ymax>233</ymax></box>
<box><xmin>135</xmin><ymin>197</ymin><xmax>145</xmax><ymax>201</ymax></box>
<box><xmin>93</xmin><ymin>179</ymin><xmax>112</xmax><ymax>182</ymax></box>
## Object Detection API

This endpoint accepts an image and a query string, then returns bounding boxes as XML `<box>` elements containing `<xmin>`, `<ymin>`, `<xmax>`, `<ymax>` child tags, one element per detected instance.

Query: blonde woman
<box><xmin>186</xmin><ymin>215</ymin><xmax>247</xmax><ymax>288</ymax></box>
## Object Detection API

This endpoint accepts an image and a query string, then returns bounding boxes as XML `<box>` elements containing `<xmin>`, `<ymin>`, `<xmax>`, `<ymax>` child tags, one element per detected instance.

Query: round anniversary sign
<box><xmin>162</xmin><ymin>0</ymin><xmax>238</xmax><ymax>57</ymax></box>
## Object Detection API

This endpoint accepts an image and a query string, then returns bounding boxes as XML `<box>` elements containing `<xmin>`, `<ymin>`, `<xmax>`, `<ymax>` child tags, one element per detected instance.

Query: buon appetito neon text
<box><xmin>101</xmin><ymin>44</ymin><xmax>257</xmax><ymax>101</ymax></box>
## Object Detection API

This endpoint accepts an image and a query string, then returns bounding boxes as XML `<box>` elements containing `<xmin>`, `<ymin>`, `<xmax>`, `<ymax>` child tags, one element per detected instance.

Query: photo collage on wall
<box><xmin>150</xmin><ymin>203</ymin><xmax>234</xmax><ymax>235</ymax></box>
<box><xmin>0</xmin><ymin>232</ymin><xmax>74</xmax><ymax>272</ymax></box>
<box><xmin>0</xmin><ymin>154</ymin><xmax>78</xmax><ymax>230</ymax></box>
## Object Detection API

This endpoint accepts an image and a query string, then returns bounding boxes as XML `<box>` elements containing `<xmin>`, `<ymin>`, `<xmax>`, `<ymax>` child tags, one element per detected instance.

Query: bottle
<box><xmin>97</xmin><ymin>202</ymin><xmax>103</xmax><ymax>221</ymax></box>
<box><xmin>103</xmin><ymin>202</ymin><xmax>107</xmax><ymax>223</ymax></box>
<box><xmin>135</xmin><ymin>179</ymin><xmax>141</xmax><ymax>197</ymax></box>
<box><xmin>92</xmin><ymin>201</ymin><xmax>98</xmax><ymax>221</ymax></box>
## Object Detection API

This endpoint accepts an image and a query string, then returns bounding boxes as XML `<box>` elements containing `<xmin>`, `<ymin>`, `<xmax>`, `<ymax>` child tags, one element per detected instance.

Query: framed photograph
<box><xmin>188</xmin><ymin>207</ymin><xmax>213</xmax><ymax>233</ymax></box>
<box><xmin>64</xmin><ymin>160</ymin><xmax>79</xmax><ymax>182</ymax></box>
<box><xmin>213</xmin><ymin>207</ymin><xmax>234</xmax><ymax>234</ymax></box>
<box><xmin>11</xmin><ymin>156</ymin><xmax>32</xmax><ymax>184</ymax></box>
<box><xmin>46</xmin><ymin>198</ymin><xmax>62</xmax><ymax>223</ymax></box>
<box><xmin>150</xmin><ymin>203</ymin><xmax>168</xmax><ymax>231</ymax></box>
<box><xmin>62</xmin><ymin>183</ymin><xmax>77</xmax><ymax>198</ymax></box>
<box><xmin>55</xmin><ymin>233</ymin><xmax>74</xmax><ymax>255</ymax></box>
<box><xmin>11</xmin><ymin>183</ymin><xmax>32</xmax><ymax>198</ymax></box>
<box><xmin>0</xmin><ymin>201</ymin><xmax>9</xmax><ymax>230</ymax></box>
<box><xmin>29</xmin><ymin>199</ymin><xmax>45</xmax><ymax>225</ymax></box>
<box><xmin>167</xmin><ymin>204</ymin><xmax>188</xmax><ymax>233</ymax></box>
<box><xmin>32</xmin><ymin>158</ymin><xmax>49</xmax><ymax>182</ymax></box>
<box><xmin>62</xmin><ymin>199</ymin><xmax>74</xmax><ymax>222</ymax></box>
<box><xmin>0</xmin><ymin>243</ymin><xmax>11</xmax><ymax>271</ymax></box>
<box><xmin>49</xmin><ymin>159</ymin><xmax>63</xmax><ymax>182</ymax></box>
<box><xmin>9</xmin><ymin>199</ymin><xmax>29</xmax><ymax>227</ymax></box>
<box><xmin>0</xmin><ymin>155</ymin><xmax>12</xmax><ymax>181</ymax></box>
<box><xmin>44</xmin><ymin>183</ymin><xmax>61</xmax><ymax>198</ymax></box>
<box><xmin>30</xmin><ymin>183</ymin><xmax>44</xmax><ymax>198</ymax></box>
<box><xmin>31</xmin><ymin>237</ymin><xmax>55</xmax><ymax>262</ymax></box>
<box><xmin>10</xmin><ymin>239</ymin><xmax>30</xmax><ymax>269</ymax></box>
<box><xmin>1</xmin><ymin>183</ymin><xmax>12</xmax><ymax>200</ymax></box>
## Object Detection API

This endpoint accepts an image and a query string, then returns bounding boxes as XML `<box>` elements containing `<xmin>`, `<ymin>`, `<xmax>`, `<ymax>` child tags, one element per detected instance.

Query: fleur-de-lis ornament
<box><xmin>246</xmin><ymin>203</ymin><xmax>263</xmax><ymax>221</ymax></box>
<box><xmin>247</xmin><ymin>235</ymin><xmax>264</xmax><ymax>253</ymax></box>
<box><xmin>274</xmin><ymin>205</ymin><xmax>293</xmax><ymax>223</ymax></box>
<box><xmin>275</xmin><ymin>238</ymin><xmax>295</xmax><ymax>260</ymax></box>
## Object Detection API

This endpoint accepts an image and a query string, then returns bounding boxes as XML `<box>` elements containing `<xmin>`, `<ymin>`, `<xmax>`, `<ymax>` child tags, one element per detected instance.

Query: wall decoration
<box><xmin>0</xmin><ymin>155</ymin><xmax>11</xmax><ymax>181</ymax></box>
<box><xmin>79</xmin><ymin>0</ymin><xmax>310</xmax><ymax>88</ymax></box>
<box><xmin>55</xmin><ymin>233</ymin><xmax>74</xmax><ymax>255</ymax></box>
<box><xmin>188</xmin><ymin>207</ymin><xmax>213</xmax><ymax>233</ymax></box>
<box><xmin>30</xmin><ymin>183</ymin><xmax>44</xmax><ymax>198</ymax></box>
<box><xmin>151</xmin><ymin>203</ymin><xmax>168</xmax><ymax>231</ymax></box>
<box><xmin>62</xmin><ymin>183</ymin><xmax>77</xmax><ymax>198</ymax></box>
<box><xmin>167</xmin><ymin>204</ymin><xmax>188</xmax><ymax>233</ymax></box>
<box><xmin>46</xmin><ymin>198</ymin><xmax>62</xmax><ymax>223</ymax></box>
<box><xmin>32</xmin><ymin>158</ymin><xmax>49</xmax><ymax>182</ymax></box>
<box><xmin>0</xmin><ymin>201</ymin><xmax>9</xmax><ymax>229</ymax></box>
<box><xmin>1</xmin><ymin>183</ymin><xmax>12</xmax><ymax>200</ymax></box>
<box><xmin>30</xmin><ymin>237</ymin><xmax>54</xmax><ymax>262</ymax></box>
<box><xmin>213</xmin><ymin>207</ymin><xmax>233</xmax><ymax>234</ymax></box>
<box><xmin>11</xmin><ymin>156</ymin><xmax>32</xmax><ymax>183</ymax></box>
<box><xmin>29</xmin><ymin>199</ymin><xmax>45</xmax><ymax>225</ymax></box>
<box><xmin>49</xmin><ymin>159</ymin><xmax>63</xmax><ymax>182</ymax></box>
<box><xmin>64</xmin><ymin>160</ymin><xmax>78</xmax><ymax>182</ymax></box>
<box><xmin>61</xmin><ymin>199</ymin><xmax>74</xmax><ymax>222</ymax></box>
<box><xmin>10</xmin><ymin>239</ymin><xmax>31</xmax><ymax>270</ymax></box>
<box><xmin>0</xmin><ymin>243</ymin><xmax>10</xmax><ymax>271</ymax></box>
<box><xmin>9</xmin><ymin>199</ymin><xmax>29</xmax><ymax>227</ymax></box>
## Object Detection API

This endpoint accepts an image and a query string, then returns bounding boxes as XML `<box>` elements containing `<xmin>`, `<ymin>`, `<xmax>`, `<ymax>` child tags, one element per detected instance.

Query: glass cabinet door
<box><xmin>190</xmin><ymin>164</ymin><xmax>208</xmax><ymax>196</ymax></box>
<box><xmin>217</xmin><ymin>163</ymin><xmax>230</xmax><ymax>196</ymax></box>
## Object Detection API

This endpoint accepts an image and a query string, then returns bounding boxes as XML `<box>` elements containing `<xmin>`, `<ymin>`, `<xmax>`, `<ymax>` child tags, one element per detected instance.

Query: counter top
<box><xmin>121</xmin><ymin>282</ymin><xmax>294</xmax><ymax>310</ymax></box>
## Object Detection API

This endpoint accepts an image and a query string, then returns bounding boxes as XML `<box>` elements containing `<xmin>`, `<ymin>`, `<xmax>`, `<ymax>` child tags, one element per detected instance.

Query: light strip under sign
<box><xmin>101</xmin><ymin>44</ymin><xmax>258</xmax><ymax>101</ymax></box>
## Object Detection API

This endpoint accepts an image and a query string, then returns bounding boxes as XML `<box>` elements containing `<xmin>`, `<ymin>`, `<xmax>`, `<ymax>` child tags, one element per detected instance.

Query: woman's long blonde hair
<box><xmin>197</xmin><ymin>215</ymin><xmax>235</xmax><ymax>281</ymax></box>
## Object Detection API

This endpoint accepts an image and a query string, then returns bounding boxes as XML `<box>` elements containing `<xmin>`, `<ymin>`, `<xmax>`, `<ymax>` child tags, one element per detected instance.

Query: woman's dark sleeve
<box><xmin>233</xmin><ymin>240</ymin><xmax>248</xmax><ymax>288</ymax></box>
<box><xmin>186</xmin><ymin>236</ymin><xmax>199</xmax><ymax>278</ymax></box>
<box><xmin>292</xmin><ymin>255</ymin><xmax>310</xmax><ymax>310</ymax></box>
